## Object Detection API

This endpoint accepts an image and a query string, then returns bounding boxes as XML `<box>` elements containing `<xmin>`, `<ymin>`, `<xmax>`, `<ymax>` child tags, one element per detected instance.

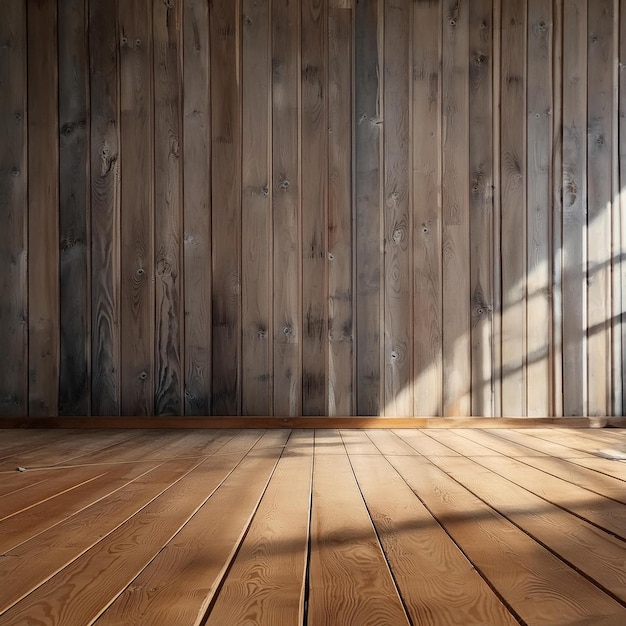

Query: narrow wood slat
<box><xmin>58</xmin><ymin>0</ymin><xmax>90</xmax><ymax>416</ymax></box>
<box><xmin>307</xmin><ymin>431</ymin><xmax>410</xmax><ymax>625</ymax></box>
<box><xmin>90</xmin><ymin>0</ymin><xmax>121</xmax><ymax>416</ymax></box>
<box><xmin>438</xmin><ymin>454</ymin><xmax>626</xmax><ymax>604</ymax></box>
<box><xmin>442</xmin><ymin>0</ymin><xmax>471</xmax><ymax>416</ymax></box>
<box><xmin>383</xmin><ymin>0</ymin><xmax>412</xmax><ymax>416</ymax></box>
<box><xmin>0</xmin><ymin>433</ymin><xmax>273</xmax><ymax>623</ymax></box>
<box><xmin>119</xmin><ymin>0</ymin><xmax>155</xmax><ymax>415</ymax></box>
<box><xmin>469</xmin><ymin>0</ymin><xmax>494</xmax><ymax>417</ymax></box>
<box><xmin>327</xmin><ymin>2</ymin><xmax>353</xmax><ymax>416</ymax></box>
<box><xmin>561</xmin><ymin>0</ymin><xmax>587</xmax><ymax>416</ymax></box>
<box><xmin>182</xmin><ymin>0</ymin><xmax>211</xmax><ymax>415</ymax></box>
<box><xmin>354</xmin><ymin>0</ymin><xmax>383</xmax><ymax>415</ymax></box>
<box><xmin>412</xmin><ymin>0</ymin><xmax>442</xmax><ymax>417</ymax></box>
<box><xmin>153</xmin><ymin>0</ymin><xmax>183</xmax><ymax>416</ymax></box>
<box><xmin>27</xmin><ymin>0</ymin><xmax>59</xmax><ymax>416</ymax></box>
<box><xmin>619</xmin><ymin>0</ymin><xmax>626</xmax><ymax>417</ymax></box>
<box><xmin>272</xmin><ymin>0</ymin><xmax>302</xmax><ymax>416</ymax></box>
<box><xmin>388</xmin><ymin>454</ymin><xmax>626</xmax><ymax>625</ymax></box>
<box><xmin>204</xmin><ymin>431</ymin><xmax>313</xmax><ymax>625</ymax></box>
<box><xmin>339</xmin><ymin>428</ymin><xmax>379</xmax><ymax>455</ymax></box>
<box><xmin>392</xmin><ymin>428</ymin><xmax>462</xmax><ymax>457</ymax></box>
<box><xmin>499</xmin><ymin>0</ymin><xmax>527</xmax><ymax>415</ymax></box>
<box><xmin>0</xmin><ymin>0</ymin><xmax>27</xmax><ymax>416</ymax></box>
<box><xmin>241</xmin><ymin>0</ymin><xmax>272</xmax><ymax>416</ymax></box>
<box><xmin>301</xmin><ymin>0</ymin><xmax>329</xmax><ymax>416</ymax></box>
<box><xmin>350</xmin><ymin>453</ymin><xmax>518</xmax><ymax>625</ymax></box>
<box><xmin>94</xmin><ymin>431</ymin><xmax>290</xmax><ymax>626</ymax></box>
<box><xmin>210</xmin><ymin>0</ymin><xmax>242</xmax><ymax>416</ymax></box>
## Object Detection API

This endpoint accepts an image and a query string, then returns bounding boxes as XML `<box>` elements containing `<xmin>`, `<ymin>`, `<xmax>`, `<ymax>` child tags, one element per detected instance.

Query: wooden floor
<box><xmin>1</xmin><ymin>428</ymin><xmax>626</xmax><ymax>625</ymax></box>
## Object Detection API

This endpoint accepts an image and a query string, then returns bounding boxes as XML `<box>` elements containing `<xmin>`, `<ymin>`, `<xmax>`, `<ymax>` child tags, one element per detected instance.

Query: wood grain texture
<box><xmin>210</xmin><ymin>0</ymin><xmax>242</xmax><ymax>416</ymax></box>
<box><xmin>272</xmin><ymin>0</ymin><xmax>302</xmax><ymax>416</ymax></box>
<box><xmin>58</xmin><ymin>0</ymin><xmax>90</xmax><ymax>416</ymax></box>
<box><xmin>301</xmin><ymin>0</ymin><xmax>329</xmax><ymax>415</ymax></box>
<box><xmin>619</xmin><ymin>0</ymin><xmax>626</xmax><ymax>417</ymax></box>
<box><xmin>442</xmin><ymin>0</ymin><xmax>471</xmax><ymax>416</ymax></box>
<box><xmin>328</xmin><ymin>3</ymin><xmax>354</xmax><ymax>415</ymax></box>
<box><xmin>383</xmin><ymin>0</ymin><xmax>412</xmax><ymax>416</ymax></box>
<box><xmin>499</xmin><ymin>0</ymin><xmax>527</xmax><ymax>416</ymax></box>
<box><xmin>27</xmin><ymin>0</ymin><xmax>60</xmax><ymax>416</ymax></box>
<box><xmin>526</xmin><ymin>0</ymin><xmax>552</xmax><ymax>416</ymax></box>
<box><xmin>412</xmin><ymin>0</ymin><xmax>442</xmax><ymax>417</ymax></box>
<box><xmin>587</xmin><ymin>0</ymin><xmax>615</xmax><ymax>417</ymax></box>
<box><xmin>153</xmin><ymin>0</ymin><xmax>183</xmax><ymax>416</ymax></box>
<box><xmin>355</xmin><ymin>0</ymin><xmax>383</xmax><ymax>415</ymax></box>
<box><xmin>90</xmin><ymin>0</ymin><xmax>121</xmax><ymax>416</ymax></box>
<box><xmin>0</xmin><ymin>0</ymin><xmax>27</xmax><ymax>416</ymax></box>
<box><xmin>242</xmin><ymin>0</ymin><xmax>272</xmax><ymax>416</ymax></box>
<box><xmin>182</xmin><ymin>0</ymin><xmax>211</xmax><ymax>415</ymax></box>
<box><xmin>561</xmin><ymin>0</ymin><xmax>587</xmax><ymax>416</ymax></box>
<box><xmin>119</xmin><ymin>0</ymin><xmax>155</xmax><ymax>416</ymax></box>
<box><xmin>469</xmin><ymin>0</ymin><xmax>494</xmax><ymax>416</ymax></box>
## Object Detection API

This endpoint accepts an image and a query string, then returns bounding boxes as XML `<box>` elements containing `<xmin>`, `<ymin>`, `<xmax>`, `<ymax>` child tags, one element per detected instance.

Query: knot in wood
<box><xmin>257</xmin><ymin>327</ymin><xmax>268</xmax><ymax>339</ymax></box>
<box><xmin>136</xmin><ymin>267</ymin><xmax>145</xmax><ymax>276</ymax></box>
<box><xmin>139</xmin><ymin>371</ymin><xmax>148</xmax><ymax>381</ymax></box>
<box><xmin>11</xmin><ymin>168</ymin><xmax>20</xmax><ymax>178</ymax></box>
<box><xmin>261</xmin><ymin>186</ymin><xmax>269</xmax><ymax>197</ymax></box>
<box><xmin>243</xmin><ymin>14</ymin><xmax>252</xmax><ymax>25</ymax></box>
<box><xmin>135</xmin><ymin>38</ymin><xmax>142</xmax><ymax>47</ymax></box>
<box><xmin>279</xmin><ymin>179</ymin><xmax>290</xmax><ymax>191</ymax></box>
<box><xmin>283</xmin><ymin>325</ymin><xmax>293</xmax><ymax>337</ymax></box>
<box><xmin>328</xmin><ymin>253</ymin><xmax>335</xmax><ymax>261</ymax></box>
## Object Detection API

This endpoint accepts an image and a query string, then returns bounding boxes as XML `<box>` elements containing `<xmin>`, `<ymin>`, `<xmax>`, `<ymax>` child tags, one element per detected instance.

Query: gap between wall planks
<box><xmin>2</xmin><ymin>0</ymin><xmax>626</xmax><ymax>419</ymax></box>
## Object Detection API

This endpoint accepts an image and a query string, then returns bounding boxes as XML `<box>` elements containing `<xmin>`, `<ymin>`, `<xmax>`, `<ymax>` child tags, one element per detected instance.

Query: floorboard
<box><xmin>0</xmin><ymin>427</ymin><xmax>625</xmax><ymax>625</ymax></box>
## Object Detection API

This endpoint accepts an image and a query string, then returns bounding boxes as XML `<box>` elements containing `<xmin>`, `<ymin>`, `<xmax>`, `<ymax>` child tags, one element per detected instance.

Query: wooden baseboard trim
<box><xmin>1</xmin><ymin>416</ymin><xmax>625</xmax><ymax>429</ymax></box>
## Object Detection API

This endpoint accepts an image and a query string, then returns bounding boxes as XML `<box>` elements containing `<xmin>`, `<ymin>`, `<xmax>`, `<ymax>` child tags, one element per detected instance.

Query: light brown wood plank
<box><xmin>94</xmin><ymin>431</ymin><xmax>290</xmax><ymax>626</ymax></box>
<box><xmin>241</xmin><ymin>0</ymin><xmax>272</xmax><ymax>416</ymax></box>
<box><xmin>119</xmin><ymin>0</ymin><xmax>155</xmax><ymax>415</ymax></box>
<box><xmin>526</xmin><ymin>0</ymin><xmax>552</xmax><ymax>416</ymax></box>
<box><xmin>442</xmin><ymin>0</ymin><xmax>471</xmax><ymax>416</ymax></box>
<box><xmin>308</xmin><ymin>430</ymin><xmax>410</xmax><ymax>625</ymax></box>
<box><xmin>340</xmin><ymin>428</ymin><xmax>379</xmax><ymax>455</ymax></box>
<box><xmin>350</xmin><ymin>453</ymin><xmax>518</xmax><ymax>625</ymax></box>
<box><xmin>0</xmin><ymin>0</ymin><xmax>27</xmax><ymax>416</ymax></box>
<box><xmin>272</xmin><ymin>0</ymin><xmax>302</xmax><ymax>416</ymax></box>
<box><xmin>327</xmin><ymin>1</ymin><xmax>353</xmax><ymax>416</ymax></box>
<box><xmin>469</xmin><ymin>0</ymin><xmax>494</xmax><ymax>417</ymax></box>
<box><xmin>90</xmin><ymin>0</ymin><xmax>121</xmax><ymax>416</ymax></box>
<box><xmin>58</xmin><ymin>0</ymin><xmax>90</xmax><ymax>416</ymax></box>
<box><xmin>204</xmin><ymin>431</ymin><xmax>313</xmax><ymax>625</ymax></box>
<box><xmin>619</xmin><ymin>0</ymin><xmax>626</xmax><ymax>417</ymax></box>
<box><xmin>388</xmin><ymin>453</ymin><xmax>626</xmax><ymax>625</ymax></box>
<box><xmin>499</xmin><ymin>0</ymin><xmax>527</xmax><ymax>415</ymax></box>
<box><xmin>182</xmin><ymin>0</ymin><xmax>211</xmax><ymax>415</ymax></box>
<box><xmin>153</xmin><ymin>0</ymin><xmax>183</xmax><ymax>416</ymax></box>
<box><xmin>384</xmin><ymin>0</ymin><xmax>412</xmax><ymax>416</ymax></box>
<box><xmin>301</xmin><ymin>0</ymin><xmax>329</xmax><ymax>416</ymax></box>
<box><xmin>587</xmin><ymin>0</ymin><xmax>615</xmax><ymax>417</ymax></box>
<box><xmin>27</xmin><ymin>0</ymin><xmax>59</xmax><ymax>417</ymax></box>
<box><xmin>210</xmin><ymin>0</ymin><xmax>242</xmax><ymax>416</ymax></box>
<box><xmin>354</xmin><ymin>0</ymin><xmax>383</xmax><ymax>415</ymax></box>
<box><xmin>561</xmin><ymin>0</ymin><xmax>587</xmax><ymax>416</ymax></box>
<box><xmin>0</xmin><ymin>433</ymin><xmax>270</xmax><ymax>623</ymax></box>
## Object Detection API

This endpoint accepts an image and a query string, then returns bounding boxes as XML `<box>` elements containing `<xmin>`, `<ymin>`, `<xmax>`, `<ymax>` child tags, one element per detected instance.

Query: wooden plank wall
<box><xmin>0</xmin><ymin>0</ymin><xmax>625</xmax><ymax>418</ymax></box>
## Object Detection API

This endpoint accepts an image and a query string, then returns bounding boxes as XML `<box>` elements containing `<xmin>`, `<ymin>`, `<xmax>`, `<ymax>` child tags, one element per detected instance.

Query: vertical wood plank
<box><xmin>562</xmin><ymin>0</ymin><xmax>587</xmax><ymax>416</ymax></box>
<box><xmin>328</xmin><ymin>1</ymin><xmax>353</xmax><ymax>415</ymax></box>
<box><xmin>90</xmin><ymin>0</ymin><xmax>121</xmax><ymax>416</ymax></box>
<box><xmin>587</xmin><ymin>0</ymin><xmax>615</xmax><ymax>417</ymax></box>
<box><xmin>301</xmin><ymin>0</ymin><xmax>329</xmax><ymax>415</ymax></box>
<box><xmin>28</xmin><ymin>0</ymin><xmax>59</xmax><ymax>416</ymax></box>
<box><xmin>0</xmin><ymin>0</ymin><xmax>27</xmax><ymax>415</ymax></box>
<box><xmin>153</xmin><ymin>0</ymin><xmax>183</xmax><ymax>415</ymax></box>
<box><xmin>241</xmin><ymin>0</ymin><xmax>272</xmax><ymax>416</ymax></box>
<box><xmin>384</xmin><ymin>0</ymin><xmax>412</xmax><ymax>416</ymax></box>
<box><xmin>272</xmin><ymin>0</ymin><xmax>302</xmax><ymax>416</ymax></box>
<box><xmin>552</xmin><ymin>0</ymin><xmax>564</xmax><ymax>416</ymax></box>
<box><xmin>59</xmin><ymin>0</ymin><xmax>90</xmax><ymax>415</ymax></box>
<box><xmin>119</xmin><ymin>0</ymin><xmax>154</xmax><ymax>416</ymax></box>
<box><xmin>412</xmin><ymin>0</ymin><xmax>442</xmax><ymax>417</ymax></box>
<box><xmin>182</xmin><ymin>0</ymin><xmax>211</xmax><ymax>415</ymax></box>
<box><xmin>210</xmin><ymin>0</ymin><xmax>242</xmax><ymax>416</ymax></box>
<box><xmin>469</xmin><ymin>0</ymin><xmax>494</xmax><ymax>416</ymax></box>
<box><xmin>499</xmin><ymin>0</ymin><xmax>527</xmax><ymax>415</ymax></box>
<box><xmin>442</xmin><ymin>0</ymin><xmax>471</xmax><ymax>416</ymax></box>
<box><xmin>526</xmin><ymin>0</ymin><xmax>552</xmax><ymax>416</ymax></box>
<box><xmin>355</xmin><ymin>0</ymin><xmax>383</xmax><ymax>415</ymax></box>
<box><xmin>619</xmin><ymin>0</ymin><xmax>626</xmax><ymax>416</ymax></box>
